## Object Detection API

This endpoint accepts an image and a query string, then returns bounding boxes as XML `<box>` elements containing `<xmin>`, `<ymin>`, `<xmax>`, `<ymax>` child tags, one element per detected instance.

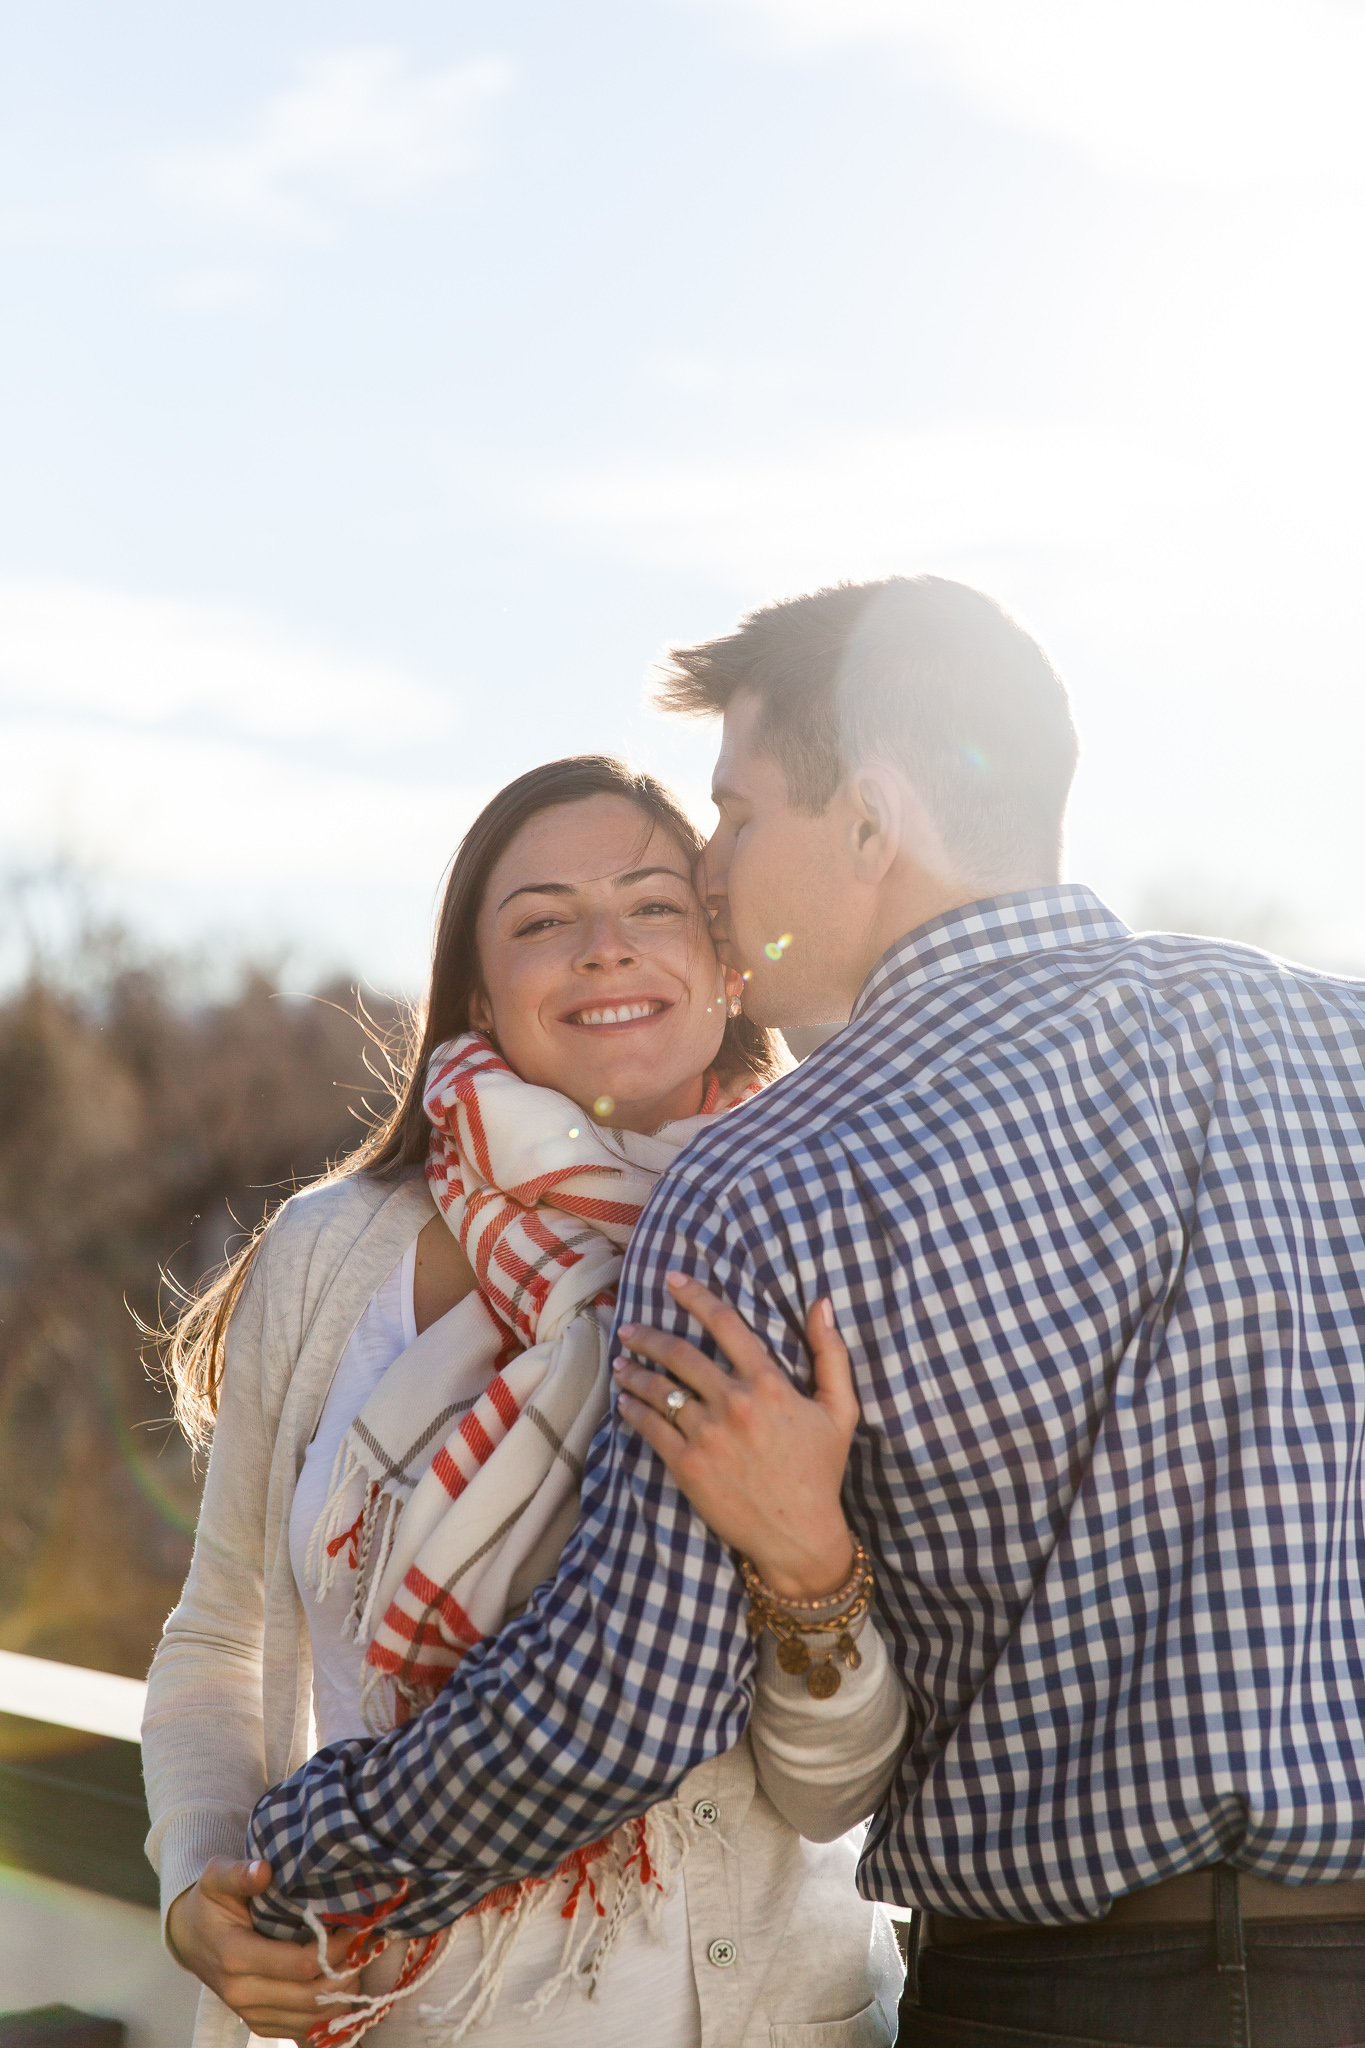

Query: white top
<box><xmin>288</xmin><ymin>1246</ymin><xmax>699</xmax><ymax>2046</ymax></box>
<box><xmin>289</xmin><ymin>1240</ymin><xmax>417</xmax><ymax>1745</ymax></box>
<box><xmin>142</xmin><ymin>1171</ymin><xmax>909</xmax><ymax>2048</ymax></box>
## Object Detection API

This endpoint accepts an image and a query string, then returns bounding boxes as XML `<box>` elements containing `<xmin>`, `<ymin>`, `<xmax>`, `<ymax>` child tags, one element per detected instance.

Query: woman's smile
<box><xmin>561</xmin><ymin>996</ymin><xmax>671</xmax><ymax>1031</ymax></box>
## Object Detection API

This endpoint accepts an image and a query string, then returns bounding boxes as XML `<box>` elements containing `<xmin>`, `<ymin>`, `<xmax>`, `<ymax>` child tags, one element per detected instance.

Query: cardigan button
<box><xmin>707</xmin><ymin>1938</ymin><xmax>738</xmax><ymax>1969</ymax></box>
<box><xmin>692</xmin><ymin>1799</ymin><xmax>720</xmax><ymax>1826</ymax></box>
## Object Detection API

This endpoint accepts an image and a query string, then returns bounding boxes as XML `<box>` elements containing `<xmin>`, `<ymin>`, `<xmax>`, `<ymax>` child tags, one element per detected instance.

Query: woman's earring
<box><xmin>727</xmin><ymin>992</ymin><xmax>743</xmax><ymax>1019</ymax></box>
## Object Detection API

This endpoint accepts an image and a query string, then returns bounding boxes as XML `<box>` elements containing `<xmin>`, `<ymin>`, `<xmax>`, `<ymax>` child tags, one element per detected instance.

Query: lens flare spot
<box><xmin>567</xmin><ymin>1127</ymin><xmax>581</xmax><ymax>1140</ymax></box>
<box><xmin>593</xmin><ymin>1095</ymin><xmax>615</xmax><ymax>1119</ymax></box>
<box><xmin>763</xmin><ymin>933</ymin><xmax>794</xmax><ymax>961</ymax></box>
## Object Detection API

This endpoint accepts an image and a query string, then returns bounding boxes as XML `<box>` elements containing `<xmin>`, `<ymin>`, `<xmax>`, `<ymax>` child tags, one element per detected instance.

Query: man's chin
<box><xmin>741</xmin><ymin>976</ymin><xmax>848</xmax><ymax>1035</ymax></box>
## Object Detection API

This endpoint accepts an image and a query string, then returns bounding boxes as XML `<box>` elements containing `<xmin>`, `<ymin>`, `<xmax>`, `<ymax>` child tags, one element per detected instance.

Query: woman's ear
<box><xmin>722</xmin><ymin>965</ymin><xmax>745</xmax><ymax>1018</ymax></box>
<box><xmin>468</xmin><ymin>987</ymin><xmax>494</xmax><ymax>1037</ymax></box>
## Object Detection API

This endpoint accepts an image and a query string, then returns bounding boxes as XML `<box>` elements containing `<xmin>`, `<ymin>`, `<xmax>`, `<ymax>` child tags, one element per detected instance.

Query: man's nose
<box><xmin>697</xmin><ymin>830</ymin><xmax>727</xmax><ymax>915</ymax></box>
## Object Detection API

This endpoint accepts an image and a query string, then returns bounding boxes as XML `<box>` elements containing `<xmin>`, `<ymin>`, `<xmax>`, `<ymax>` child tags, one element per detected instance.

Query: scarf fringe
<box><xmin>306</xmin><ymin>1443</ymin><xmax>404</xmax><ymax>1649</ymax></box>
<box><xmin>416</xmin><ymin>1803</ymin><xmax>696</xmax><ymax>2044</ymax></box>
<box><xmin>305</xmin><ymin>1927</ymin><xmax>451</xmax><ymax>2047</ymax></box>
<box><xmin>357</xmin><ymin>1657</ymin><xmax>417</xmax><ymax>1738</ymax></box>
<box><xmin>299</xmin><ymin>1880</ymin><xmax>452</xmax><ymax>2048</ymax></box>
<box><xmin>296</xmin><ymin>1806</ymin><xmax>699</xmax><ymax>2048</ymax></box>
<box><xmin>303</xmin><ymin>1431</ymin><xmax>363</xmax><ymax>1600</ymax></box>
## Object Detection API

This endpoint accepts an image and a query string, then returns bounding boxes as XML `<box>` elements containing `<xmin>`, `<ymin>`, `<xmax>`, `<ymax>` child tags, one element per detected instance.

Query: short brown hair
<box><xmin>658</xmin><ymin>576</ymin><xmax>1079</xmax><ymax>882</ymax></box>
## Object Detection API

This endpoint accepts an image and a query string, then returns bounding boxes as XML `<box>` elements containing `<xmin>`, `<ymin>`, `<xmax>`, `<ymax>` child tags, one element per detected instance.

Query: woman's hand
<box><xmin>613</xmin><ymin>1272</ymin><xmax>858</xmax><ymax>1599</ymax></box>
<box><xmin>167</xmin><ymin>1857</ymin><xmax>358</xmax><ymax>2045</ymax></box>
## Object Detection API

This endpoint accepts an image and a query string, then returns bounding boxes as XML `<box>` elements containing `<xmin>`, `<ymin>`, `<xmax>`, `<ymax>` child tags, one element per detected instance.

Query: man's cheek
<box><xmin>736</xmin><ymin>853</ymin><xmax>775</xmax><ymax>947</ymax></box>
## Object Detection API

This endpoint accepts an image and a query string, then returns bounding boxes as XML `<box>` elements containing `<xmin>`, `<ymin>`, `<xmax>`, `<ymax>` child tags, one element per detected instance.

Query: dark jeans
<box><xmin>896</xmin><ymin>1870</ymin><xmax>1365</xmax><ymax>2048</ymax></box>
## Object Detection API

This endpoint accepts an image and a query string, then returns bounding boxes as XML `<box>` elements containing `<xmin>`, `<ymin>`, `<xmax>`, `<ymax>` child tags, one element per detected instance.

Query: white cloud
<box><xmin>161</xmin><ymin>48</ymin><xmax>512</xmax><ymax>236</ymax></box>
<box><xmin>0</xmin><ymin>721</ymin><xmax>495</xmax><ymax>991</ymax></box>
<box><xmin>639</xmin><ymin>351</ymin><xmax>813</xmax><ymax>401</ymax></box>
<box><xmin>167</xmin><ymin>268</ymin><xmax>267</xmax><ymax>309</ymax></box>
<box><xmin>526</xmin><ymin>421</ymin><xmax>1214</xmax><ymax>591</ymax></box>
<box><xmin>0</xmin><ymin>578</ymin><xmax>455</xmax><ymax>745</ymax></box>
<box><xmin>706</xmin><ymin>1</ymin><xmax>1365</xmax><ymax>190</ymax></box>
<box><xmin>0</xmin><ymin>579</ymin><xmax>484</xmax><ymax>989</ymax></box>
<box><xmin>0</xmin><ymin>719</ymin><xmax>490</xmax><ymax>889</ymax></box>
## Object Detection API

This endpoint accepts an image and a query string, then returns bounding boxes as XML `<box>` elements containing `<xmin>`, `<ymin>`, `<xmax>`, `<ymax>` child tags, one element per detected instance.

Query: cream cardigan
<box><xmin>142</xmin><ymin>1169</ymin><xmax>908</xmax><ymax>2048</ymax></box>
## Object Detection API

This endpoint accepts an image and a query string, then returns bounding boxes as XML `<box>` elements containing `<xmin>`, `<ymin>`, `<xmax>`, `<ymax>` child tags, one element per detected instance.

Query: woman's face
<box><xmin>470</xmin><ymin>794</ymin><xmax>734</xmax><ymax>1133</ymax></box>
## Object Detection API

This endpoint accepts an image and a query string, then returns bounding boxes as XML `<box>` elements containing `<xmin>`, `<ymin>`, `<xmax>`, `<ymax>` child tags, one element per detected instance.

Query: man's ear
<box><xmin>847</xmin><ymin>764</ymin><xmax>959</xmax><ymax>890</ymax></box>
<box><xmin>845</xmin><ymin>766</ymin><xmax>907</xmax><ymax>884</ymax></box>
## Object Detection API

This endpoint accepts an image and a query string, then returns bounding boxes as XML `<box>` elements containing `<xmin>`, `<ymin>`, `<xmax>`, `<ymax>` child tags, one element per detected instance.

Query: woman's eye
<box><xmin>635</xmin><ymin>899</ymin><xmax>686</xmax><ymax>917</ymax></box>
<box><xmin>514</xmin><ymin>915</ymin><xmax>565</xmax><ymax>936</ymax></box>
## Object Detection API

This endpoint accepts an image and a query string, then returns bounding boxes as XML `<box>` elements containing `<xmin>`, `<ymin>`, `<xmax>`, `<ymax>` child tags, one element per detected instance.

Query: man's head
<box><xmin>657</xmin><ymin>575</ymin><xmax>1079</xmax><ymax>1028</ymax></box>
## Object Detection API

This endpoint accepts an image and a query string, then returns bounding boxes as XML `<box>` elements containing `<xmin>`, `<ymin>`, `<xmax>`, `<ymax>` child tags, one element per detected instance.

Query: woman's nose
<box><xmin>576</xmin><ymin>914</ymin><xmax>638</xmax><ymax>969</ymax></box>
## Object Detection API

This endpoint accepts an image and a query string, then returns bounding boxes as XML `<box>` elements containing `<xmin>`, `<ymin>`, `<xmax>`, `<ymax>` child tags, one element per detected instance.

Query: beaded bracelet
<box><xmin>755</xmin><ymin>1541</ymin><xmax>866</xmax><ymax>1616</ymax></box>
<box><xmin>738</xmin><ymin>1540</ymin><xmax>875</xmax><ymax>1699</ymax></box>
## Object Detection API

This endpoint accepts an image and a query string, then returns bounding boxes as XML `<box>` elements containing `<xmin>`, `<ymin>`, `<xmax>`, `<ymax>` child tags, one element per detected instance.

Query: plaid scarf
<box><xmin>302</xmin><ymin>1031</ymin><xmax>751</xmax><ymax>2044</ymax></box>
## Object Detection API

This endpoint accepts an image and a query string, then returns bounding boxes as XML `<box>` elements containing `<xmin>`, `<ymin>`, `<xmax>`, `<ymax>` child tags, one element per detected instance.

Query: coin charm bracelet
<box><xmin>738</xmin><ymin>1540</ymin><xmax>875</xmax><ymax>1699</ymax></box>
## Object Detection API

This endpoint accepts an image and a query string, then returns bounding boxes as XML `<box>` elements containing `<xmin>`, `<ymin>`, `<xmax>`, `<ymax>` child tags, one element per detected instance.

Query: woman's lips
<box><xmin>562</xmin><ymin>998</ymin><xmax>670</xmax><ymax>1031</ymax></box>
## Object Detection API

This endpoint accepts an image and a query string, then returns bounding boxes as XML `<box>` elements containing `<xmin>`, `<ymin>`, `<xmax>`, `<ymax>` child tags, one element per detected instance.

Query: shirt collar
<box><xmin>851</xmin><ymin>885</ymin><xmax>1132</xmax><ymax>1022</ymax></box>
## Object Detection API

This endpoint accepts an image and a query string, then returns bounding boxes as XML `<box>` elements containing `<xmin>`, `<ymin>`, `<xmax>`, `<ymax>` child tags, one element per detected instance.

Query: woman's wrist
<box><xmin>742</xmin><ymin>1522</ymin><xmax>856</xmax><ymax>1603</ymax></box>
<box><xmin>165</xmin><ymin>1883</ymin><xmax>197</xmax><ymax>1971</ymax></box>
<box><xmin>740</xmin><ymin>1539</ymin><xmax>875</xmax><ymax>1699</ymax></box>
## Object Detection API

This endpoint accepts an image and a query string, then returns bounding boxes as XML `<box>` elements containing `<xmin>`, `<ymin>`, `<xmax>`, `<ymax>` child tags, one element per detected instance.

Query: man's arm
<box><xmin>245</xmin><ymin>1193</ymin><xmax>762</xmax><ymax>1940</ymax></box>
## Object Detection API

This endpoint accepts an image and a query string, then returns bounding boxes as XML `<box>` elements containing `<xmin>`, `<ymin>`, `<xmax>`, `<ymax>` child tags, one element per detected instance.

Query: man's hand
<box><xmin>167</xmin><ymin>1857</ymin><xmax>360</xmax><ymax>2045</ymax></box>
<box><xmin>613</xmin><ymin>1272</ymin><xmax>858</xmax><ymax>1599</ymax></box>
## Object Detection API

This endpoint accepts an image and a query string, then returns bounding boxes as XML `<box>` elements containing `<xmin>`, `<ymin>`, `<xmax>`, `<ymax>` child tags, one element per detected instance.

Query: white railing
<box><xmin>0</xmin><ymin>1648</ymin><xmax>146</xmax><ymax>1742</ymax></box>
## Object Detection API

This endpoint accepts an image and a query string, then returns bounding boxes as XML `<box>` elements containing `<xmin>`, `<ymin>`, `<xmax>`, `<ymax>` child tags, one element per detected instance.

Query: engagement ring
<box><xmin>664</xmin><ymin>1387</ymin><xmax>692</xmax><ymax>1421</ymax></box>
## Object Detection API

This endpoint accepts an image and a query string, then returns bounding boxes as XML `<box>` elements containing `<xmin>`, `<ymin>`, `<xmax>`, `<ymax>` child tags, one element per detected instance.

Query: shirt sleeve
<box><xmin>142</xmin><ymin>1232</ymin><xmax>273</xmax><ymax>1932</ymax></box>
<box><xmin>245</xmin><ymin>1172</ymin><xmax>765</xmax><ymax>1939</ymax></box>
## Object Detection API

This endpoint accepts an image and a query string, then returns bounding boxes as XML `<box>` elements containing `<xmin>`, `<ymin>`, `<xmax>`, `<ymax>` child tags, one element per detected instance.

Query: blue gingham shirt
<box><xmin>248</xmin><ymin>887</ymin><xmax>1365</xmax><ymax>1932</ymax></box>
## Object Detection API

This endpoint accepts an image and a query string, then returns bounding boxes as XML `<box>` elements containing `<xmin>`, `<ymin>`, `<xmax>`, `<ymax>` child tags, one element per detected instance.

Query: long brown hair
<box><xmin>159</xmin><ymin>756</ymin><xmax>789</xmax><ymax>1451</ymax></box>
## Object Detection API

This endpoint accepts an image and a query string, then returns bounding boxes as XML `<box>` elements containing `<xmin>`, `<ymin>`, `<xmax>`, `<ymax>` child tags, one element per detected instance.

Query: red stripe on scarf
<box><xmin>503</xmin><ymin>1164</ymin><xmax>626</xmax><ymax>1208</ymax></box>
<box><xmin>546</xmin><ymin>1191</ymin><xmax>646</xmax><ymax>1228</ymax></box>
<box><xmin>431</xmin><ymin>1443</ymin><xmax>469</xmax><ymax>1500</ymax></box>
<box><xmin>367</xmin><ymin>1630</ymin><xmax>473</xmax><ymax>1676</ymax></box>
<box><xmin>452</xmin><ymin>1072</ymin><xmax>496</xmax><ymax>1184</ymax></box>
<box><xmin>486</xmin><ymin>1372</ymin><xmax>519</xmax><ymax>1431</ymax></box>
<box><xmin>395</xmin><ymin>1564</ymin><xmax>481</xmax><ymax>1647</ymax></box>
<box><xmin>460</xmin><ymin>1411</ymin><xmax>496</xmax><ymax>1464</ymax></box>
<box><xmin>520</xmin><ymin>1204</ymin><xmax>591</xmax><ymax>1263</ymax></box>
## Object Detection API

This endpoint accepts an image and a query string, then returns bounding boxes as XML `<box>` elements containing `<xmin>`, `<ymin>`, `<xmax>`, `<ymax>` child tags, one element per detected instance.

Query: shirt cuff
<box><xmin>149</xmin><ymin>1807</ymin><xmax>253</xmax><ymax>1943</ymax></box>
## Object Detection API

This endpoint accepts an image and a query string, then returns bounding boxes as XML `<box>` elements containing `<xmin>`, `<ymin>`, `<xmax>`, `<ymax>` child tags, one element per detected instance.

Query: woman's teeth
<box><xmin>573</xmin><ymin>1001</ymin><xmax>662</xmax><ymax>1026</ymax></box>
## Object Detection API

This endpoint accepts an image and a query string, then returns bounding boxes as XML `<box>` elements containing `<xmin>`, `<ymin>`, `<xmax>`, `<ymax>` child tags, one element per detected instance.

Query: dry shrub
<box><xmin>0</xmin><ymin>918</ymin><xmax>399</xmax><ymax>1678</ymax></box>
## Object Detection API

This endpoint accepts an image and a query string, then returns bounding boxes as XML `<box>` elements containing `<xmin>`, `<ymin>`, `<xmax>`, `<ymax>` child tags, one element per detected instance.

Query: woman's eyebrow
<box><xmin>497</xmin><ymin>866</ymin><xmax>690</xmax><ymax>914</ymax></box>
<box><xmin>614</xmin><ymin>865</ymin><xmax>691</xmax><ymax>889</ymax></box>
<box><xmin>497</xmin><ymin>880</ymin><xmax>574</xmax><ymax>912</ymax></box>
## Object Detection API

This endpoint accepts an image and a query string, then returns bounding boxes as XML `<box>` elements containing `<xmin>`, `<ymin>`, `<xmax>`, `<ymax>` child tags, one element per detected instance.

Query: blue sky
<box><xmin>3</xmin><ymin>1</ymin><xmax>1363</xmax><ymax>989</ymax></box>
